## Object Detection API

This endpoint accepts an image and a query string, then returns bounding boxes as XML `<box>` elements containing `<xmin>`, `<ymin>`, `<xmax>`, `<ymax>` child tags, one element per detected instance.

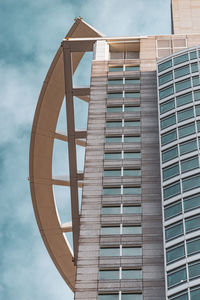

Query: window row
<box><xmin>163</xmin><ymin>155</ymin><xmax>199</xmax><ymax>181</ymax></box>
<box><xmin>105</xmin><ymin>135</ymin><xmax>141</xmax><ymax>144</ymax></box>
<box><xmin>158</xmin><ymin>50</ymin><xmax>199</xmax><ymax>73</ymax></box>
<box><xmin>164</xmin><ymin>193</ymin><xmax>200</xmax><ymax>220</ymax></box>
<box><xmin>159</xmin><ymin>62</ymin><xmax>199</xmax><ymax>86</ymax></box>
<box><xmin>160</xmin><ymin>90</ymin><xmax>200</xmax><ymax>114</ymax></box>
<box><xmin>99</xmin><ymin>268</ymin><xmax>142</xmax><ymax>280</ymax></box>
<box><xmin>106</xmin><ymin>120</ymin><xmax>140</xmax><ymax>128</ymax></box>
<box><xmin>98</xmin><ymin>293</ymin><xmax>142</xmax><ymax>300</ymax></box>
<box><xmin>108</xmin><ymin>78</ymin><xmax>140</xmax><ymax>85</ymax></box>
<box><xmin>107</xmin><ymin>92</ymin><xmax>140</xmax><ymax>99</ymax></box>
<box><xmin>167</xmin><ymin>260</ymin><xmax>200</xmax><ymax>289</ymax></box>
<box><xmin>166</xmin><ymin>236</ymin><xmax>200</xmax><ymax>264</ymax></box>
<box><xmin>161</xmin><ymin>121</ymin><xmax>200</xmax><ymax>146</ymax></box>
<box><xmin>159</xmin><ymin>76</ymin><xmax>200</xmax><ymax>100</ymax></box>
<box><xmin>169</xmin><ymin>285</ymin><xmax>200</xmax><ymax>300</ymax></box>
<box><xmin>101</xmin><ymin>225</ymin><xmax>142</xmax><ymax>235</ymax></box>
<box><xmin>104</xmin><ymin>151</ymin><xmax>141</xmax><ymax>160</ymax></box>
<box><xmin>100</xmin><ymin>246</ymin><xmax>142</xmax><ymax>257</ymax></box>
<box><xmin>109</xmin><ymin>65</ymin><xmax>140</xmax><ymax>72</ymax></box>
<box><xmin>107</xmin><ymin>105</ymin><xmax>140</xmax><ymax>113</ymax></box>
<box><xmin>165</xmin><ymin>214</ymin><xmax>200</xmax><ymax>241</ymax></box>
<box><xmin>104</xmin><ymin>169</ymin><xmax>141</xmax><ymax>177</ymax></box>
<box><xmin>160</xmin><ymin>105</ymin><xmax>200</xmax><ymax>130</ymax></box>
<box><xmin>163</xmin><ymin>173</ymin><xmax>200</xmax><ymax>200</ymax></box>
<box><xmin>102</xmin><ymin>205</ymin><xmax>141</xmax><ymax>215</ymax></box>
<box><xmin>103</xmin><ymin>186</ymin><xmax>141</xmax><ymax>195</ymax></box>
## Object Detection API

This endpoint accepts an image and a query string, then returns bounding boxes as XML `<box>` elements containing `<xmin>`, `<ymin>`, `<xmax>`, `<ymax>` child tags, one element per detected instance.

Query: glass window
<box><xmin>159</xmin><ymin>72</ymin><xmax>173</xmax><ymax>85</ymax></box>
<box><xmin>124</xmin><ymin>121</ymin><xmax>140</xmax><ymax>127</ymax></box>
<box><xmin>125</xmin><ymin>66</ymin><xmax>140</xmax><ymax>71</ymax></box>
<box><xmin>187</xmin><ymin>238</ymin><xmax>200</xmax><ymax>256</ymax></box>
<box><xmin>99</xmin><ymin>270</ymin><xmax>119</xmax><ymax>280</ymax></box>
<box><xmin>158</xmin><ymin>60</ymin><xmax>172</xmax><ymax>72</ymax></box>
<box><xmin>100</xmin><ymin>248</ymin><xmax>120</xmax><ymax>256</ymax></box>
<box><xmin>108</xmin><ymin>79</ymin><xmax>123</xmax><ymax>85</ymax></box>
<box><xmin>167</xmin><ymin>266</ymin><xmax>187</xmax><ymax>288</ymax></box>
<box><xmin>169</xmin><ymin>291</ymin><xmax>188</xmax><ymax>300</ymax></box>
<box><xmin>123</xmin><ymin>206</ymin><xmax>141</xmax><ymax>214</ymax></box>
<box><xmin>161</xmin><ymin>114</ymin><xmax>176</xmax><ymax>129</ymax></box>
<box><xmin>175</xmin><ymin>79</ymin><xmax>191</xmax><ymax>92</ymax></box>
<box><xmin>182</xmin><ymin>174</ymin><xmax>200</xmax><ymax>192</ymax></box>
<box><xmin>109</xmin><ymin>66</ymin><xmax>123</xmax><ymax>72</ymax></box>
<box><xmin>197</xmin><ymin>121</ymin><xmax>200</xmax><ymax>132</ymax></box>
<box><xmin>188</xmin><ymin>261</ymin><xmax>200</xmax><ymax>280</ymax></box>
<box><xmin>124</xmin><ymin>136</ymin><xmax>141</xmax><ymax>143</ymax></box>
<box><xmin>123</xmin><ymin>169</ymin><xmax>141</xmax><ymax>176</ymax></box>
<box><xmin>164</xmin><ymin>201</ymin><xmax>182</xmax><ymax>220</ymax></box>
<box><xmin>184</xmin><ymin>194</ymin><xmax>200</xmax><ymax>212</ymax></box>
<box><xmin>176</xmin><ymin>92</ymin><xmax>193</xmax><ymax>107</ymax></box>
<box><xmin>185</xmin><ymin>215</ymin><xmax>200</xmax><ymax>233</ymax></box>
<box><xmin>124</xmin><ymin>152</ymin><xmax>141</xmax><ymax>159</ymax></box>
<box><xmin>125</xmin><ymin>79</ymin><xmax>140</xmax><ymax>85</ymax></box>
<box><xmin>161</xmin><ymin>129</ymin><xmax>177</xmax><ymax>145</ymax></box>
<box><xmin>123</xmin><ymin>187</ymin><xmax>141</xmax><ymax>195</ymax></box>
<box><xmin>180</xmin><ymin>139</ymin><xmax>197</xmax><ymax>155</ymax></box>
<box><xmin>125</xmin><ymin>92</ymin><xmax>140</xmax><ymax>98</ymax></box>
<box><xmin>174</xmin><ymin>53</ymin><xmax>189</xmax><ymax>65</ymax></box>
<box><xmin>122</xmin><ymin>269</ymin><xmax>142</xmax><ymax>279</ymax></box>
<box><xmin>122</xmin><ymin>247</ymin><xmax>142</xmax><ymax>256</ymax></box>
<box><xmin>124</xmin><ymin>106</ymin><xmax>140</xmax><ymax>112</ymax></box>
<box><xmin>177</xmin><ymin>107</ymin><xmax>194</xmax><ymax>122</ymax></box>
<box><xmin>194</xmin><ymin>90</ymin><xmax>200</xmax><ymax>101</ymax></box>
<box><xmin>164</xmin><ymin>181</ymin><xmax>181</xmax><ymax>200</ymax></box>
<box><xmin>107</xmin><ymin>93</ymin><xmax>123</xmax><ymax>99</ymax></box>
<box><xmin>160</xmin><ymin>99</ymin><xmax>175</xmax><ymax>114</ymax></box>
<box><xmin>107</xmin><ymin>107</ymin><xmax>122</xmax><ymax>113</ymax></box>
<box><xmin>103</xmin><ymin>188</ymin><xmax>121</xmax><ymax>195</ymax></box>
<box><xmin>104</xmin><ymin>170</ymin><xmax>121</xmax><ymax>177</ymax></box>
<box><xmin>123</xmin><ymin>226</ymin><xmax>142</xmax><ymax>234</ymax></box>
<box><xmin>98</xmin><ymin>295</ymin><xmax>118</xmax><ymax>300</ymax></box>
<box><xmin>166</xmin><ymin>243</ymin><xmax>185</xmax><ymax>264</ymax></box>
<box><xmin>160</xmin><ymin>85</ymin><xmax>174</xmax><ymax>99</ymax></box>
<box><xmin>122</xmin><ymin>294</ymin><xmax>142</xmax><ymax>300</ymax></box>
<box><xmin>191</xmin><ymin>63</ymin><xmax>198</xmax><ymax>73</ymax></box>
<box><xmin>190</xmin><ymin>51</ymin><xmax>197</xmax><ymax>60</ymax></box>
<box><xmin>165</xmin><ymin>221</ymin><xmax>183</xmax><ymax>241</ymax></box>
<box><xmin>162</xmin><ymin>146</ymin><xmax>178</xmax><ymax>163</ymax></box>
<box><xmin>174</xmin><ymin>65</ymin><xmax>190</xmax><ymax>79</ymax></box>
<box><xmin>190</xmin><ymin>287</ymin><xmax>200</xmax><ymax>300</ymax></box>
<box><xmin>178</xmin><ymin>123</ymin><xmax>195</xmax><ymax>138</ymax></box>
<box><xmin>163</xmin><ymin>163</ymin><xmax>179</xmax><ymax>181</ymax></box>
<box><xmin>104</xmin><ymin>153</ymin><xmax>122</xmax><ymax>160</ymax></box>
<box><xmin>196</xmin><ymin>105</ymin><xmax>200</xmax><ymax>116</ymax></box>
<box><xmin>193</xmin><ymin>76</ymin><xmax>200</xmax><ymax>87</ymax></box>
<box><xmin>102</xmin><ymin>206</ymin><xmax>121</xmax><ymax>215</ymax></box>
<box><xmin>101</xmin><ymin>227</ymin><xmax>120</xmax><ymax>235</ymax></box>
<box><xmin>105</xmin><ymin>137</ymin><xmax>122</xmax><ymax>143</ymax></box>
<box><xmin>106</xmin><ymin>121</ymin><xmax>122</xmax><ymax>128</ymax></box>
<box><xmin>181</xmin><ymin>156</ymin><xmax>199</xmax><ymax>173</ymax></box>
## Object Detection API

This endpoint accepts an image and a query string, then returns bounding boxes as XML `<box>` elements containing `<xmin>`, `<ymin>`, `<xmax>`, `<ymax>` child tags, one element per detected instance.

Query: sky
<box><xmin>0</xmin><ymin>0</ymin><xmax>171</xmax><ymax>299</ymax></box>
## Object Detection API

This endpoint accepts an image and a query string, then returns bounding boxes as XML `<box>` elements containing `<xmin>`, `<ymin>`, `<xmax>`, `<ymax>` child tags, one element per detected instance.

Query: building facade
<box><xmin>29</xmin><ymin>1</ymin><xmax>200</xmax><ymax>299</ymax></box>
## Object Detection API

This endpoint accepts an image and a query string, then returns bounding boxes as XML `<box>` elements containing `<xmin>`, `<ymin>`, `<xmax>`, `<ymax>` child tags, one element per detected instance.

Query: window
<box><xmin>185</xmin><ymin>215</ymin><xmax>200</xmax><ymax>233</ymax></box>
<box><xmin>181</xmin><ymin>156</ymin><xmax>199</xmax><ymax>173</ymax></box>
<box><xmin>169</xmin><ymin>291</ymin><xmax>188</xmax><ymax>300</ymax></box>
<box><xmin>123</xmin><ymin>169</ymin><xmax>141</xmax><ymax>176</ymax></box>
<box><xmin>123</xmin><ymin>206</ymin><xmax>141</xmax><ymax>214</ymax></box>
<box><xmin>108</xmin><ymin>79</ymin><xmax>123</xmax><ymax>85</ymax></box>
<box><xmin>158</xmin><ymin>60</ymin><xmax>172</xmax><ymax>72</ymax></box>
<box><xmin>104</xmin><ymin>153</ymin><xmax>122</xmax><ymax>160</ymax></box>
<box><xmin>164</xmin><ymin>181</ymin><xmax>181</xmax><ymax>200</ymax></box>
<box><xmin>190</xmin><ymin>286</ymin><xmax>200</xmax><ymax>300</ymax></box>
<box><xmin>175</xmin><ymin>79</ymin><xmax>191</xmax><ymax>93</ymax></box>
<box><xmin>124</xmin><ymin>121</ymin><xmax>140</xmax><ymax>127</ymax></box>
<box><xmin>103</xmin><ymin>188</ymin><xmax>121</xmax><ymax>195</ymax></box>
<box><xmin>124</xmin><ymin>106</ymin><xmax>140</xmax><ymax>112</ymax></box>
<box><xmin>193</xmin><ymin>76</ymin><xmax>200</xmax><ymax>87</ymax></box>
<box><xmin>182</xmin><ymin>174</ymin><xmax>200</xmax><ymax>192</ymax></box>
<box><xmin>107</xmin><ymin>107</ymin><xmax>122</xmax><ymax>113</ymax></box>
<box><xmin>101</xmin><ymin>226</ymin><xmax>120</xmax><ymax>235</ymax></box>
<box><xmin>178</xmin><ymin>123</ymin><xmax>195</xmax><ymax>138</ymax></box>
<box><xmin>122</xmin><ymin>226</ymin><xmax>142</xmax><ymax>234</ymax></box>
<box><xmin>161</xmin><ymin>129</ymin><xmax>177</xmax><ymax>145</ymax></box>
<box><xmin>165</xmin><ymin>221</ymin><xmax>183</xmax><ymax>241</ymax></box>
<box><xmin>106</xmin><ymin>121</ymin><xmax>122</xmax><ymax>128</ymax></box>
<box><xmin>124</xmin><ymin>136</ymin><xmax>141</xmax><ymax>143</ymax></box>
<box><xmin>109</xmin><ymin>66</ymin><xmax>123</xmax><ymax>72</ymax></box>
<box><xmin>124</xmin><ymin>152</ymin><xmax>141</xmax><ymax>159</ymax></box>
<box><xmin>187</xmin><ymin>237</ymin><xmax>200</xmax><ymax>256</ymax></box>
<box><xmin>99</xmin><ymin>270</ymin><xmax>119</xmax><ymax>280</ymax></box>
<box><xmin>125</xmin><ymin>79</ymin><xmax>140</xmax><ymax>85</ymax></box>
<box><xmin>191</xmin><ymin>63</ymin><xmax>198</xmax><ymax>73</ymax></box>
<box><xmin>188</xmin><ymin>260</ymin><xmax>200</xmax><ymax>280</ymax></box>
<box><xmin>180</xmin><ymin>139</ymin><xmax>197</xmax><ymax>155</ymax></box>
<box><xmin>167</xmin><ymin>266</ymin><xmax>187</xmax><ymax>288</ymax></box>
<box><xmin>190</xmin><ymin>51</ymin><xmax>197</xmax><ymax>60</ymax></box>
<box><xmin>107</xmin><ymin>93</ymin><xmax>123</xmax><ymax>99</ymax></box>
<box><xmin>104</xmin><ymin>170</ymin><xmax>121</xmax><ymax>177</ymax></box>
<box><xmin>125</xmin><ymin>92</ymin><xmax>140</xmax><ymax>98</ymax></box>
<box><xmin>176</xmin><ymin>92</ymin><xmax>192</xmax><ymax>107</ymax></box>
<box><xmin>163</xmin><ymin>163</ymin><xmax>179</xmax><ymax>181</ymax></box>
<box><xmin>184</xmin><ymin>194</ymin><xmax>200</xmax><ymax>212</ymax></box>
<box><xmin>174</xmin><ymin>53</ymin><xmax>189</xmax><ymax>65</ymax></box>
<box><xmin>105</xmin><ymin>137</ymin><xmax>122</xmax><ymax>143</ymax></box>
<box><xmin>160</xmin><ymin>99</ymin><xmax>175</xmax><ymax>114</ymax></box>
<box><xmin>121</xmin><ymin>294</ymin><xmax>142</xmax><ymax>300</ymax></box>
<box><xmin>125</xmin><ymin>66</ymin><xmax>140</xmax><ymax>71</ymax></box>
<box><xmin>102</xmin><ymin>206</ymin><xmax>121</xmax><ymax>215</ymax></box>
<box><xmin>161</xmin><ymin>114</ymin><xmax>176</xmax><ymax>129</ymax></box>
<box><xmin>197</xmin><ymin>121</ymin><xmax>200</xmax><ymax>132</ymax></box>
<box><xmin>162</xmin><ymin>146</ymin><xmax>178</xmax><ymax>163</ymax></box>
<box><xmin>174</xmin><ymin>65</ymin><xmax>190</xmax><ymax>79</ymax></box>
<box><xmin>166</xmin><ymin>243</ymin><xmax>185</xmax><ymax>264</ymax></box>
<box><xmin>100</xmin><ymin>248</ymin><xmax>120</xmax><ymax>256</ymax></box>
<box><xmin>98</xmin><ymin>295</ymin><xmax>118</xmax><ymax>300</ymax></box>
<box><xmin>164</xmin><ymin>201</ymin><xmax>182</xmax><ymax>220</ymax></box>
<box><xmin>160</xmin><ymin>85</ymin><xmax>174</xmax><ymax>99</ymax></box>
<box><xmin>159</xmin><ymin>72</ymin><xmax>173</xmax><ymax>85</ymax></box>
<box><xmin>194</xmin><ymin>90</ymin><xmax>200</xmax><ymax>101</ymax></box>
<box><xmin>122</xmin><ymin>247</ymin><xmax>142</xmax><ymax>256</ymax></box>
<box><xmin>122</xmin><ymin>269</ymin><xmax>142</xmax><ymax>279</ymax></box>
<box><xmin>123</xmin><ymin>187</ymin><xmax>141</xmax><ymax>195</ymax></box>
<box><xmin>177</xmin><ymin>107</ymin><xmax>194</xmax><ymax>122</ymax></box>
<box><xmin>196</xmin><ymin>105</ymin><xmax>200</xmax><ymax>116</ymax></box>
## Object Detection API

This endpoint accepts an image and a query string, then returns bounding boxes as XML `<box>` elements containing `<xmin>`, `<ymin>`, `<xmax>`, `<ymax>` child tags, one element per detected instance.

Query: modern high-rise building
<box><xmin>29</xmin><ymin>0</ymin><xmax>200</xmax><ymax>299</ymax></box>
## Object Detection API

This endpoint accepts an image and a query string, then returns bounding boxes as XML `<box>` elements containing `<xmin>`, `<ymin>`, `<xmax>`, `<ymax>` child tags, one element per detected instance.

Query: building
<box><xmin>29</xmin><ymin>0</ymin><xmax>200</xmax><ymax>299</ymax></box>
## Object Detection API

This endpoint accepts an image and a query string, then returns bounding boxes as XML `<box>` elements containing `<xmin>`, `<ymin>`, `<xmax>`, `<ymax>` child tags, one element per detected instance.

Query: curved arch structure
<box><xmin>29</xmin><ymin>18</ymin><xmax>102</xmax><ymax>291</ymax></box>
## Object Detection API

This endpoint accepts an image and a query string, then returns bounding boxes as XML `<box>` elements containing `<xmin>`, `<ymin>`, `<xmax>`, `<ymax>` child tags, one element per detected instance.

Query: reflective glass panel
<box><xmin>191</xmin><ymin>63</ymin><xmax>198</xmax><ymax>73</ymax></box>
<box><xmin>185</xmin><ymin>215</ymin><xmax>200</xmax><ymax>233</ymax></box>
<box><xmin>181</xmin><ymin>156</ymin><xmax>199</xmax><ymax>173</ymax></box>
<box><xmin>104</xmin><ymin>170</ymin><xmax>121</xmax><ymax>177</ymax></box>
<box><xmin>160</xmin><ymin>85</ymin><xmax>174</xmax><ymax>99</ymax></box>
<box><xmin>162</xmin><ymin>147</ymin><xmax>178</xmax><ymax>163</ymax></box>
<box><xmin>102</xmin><ymin>206</ymin><xmax>121</xmax><ymax>215</ymax></box>
<box><xmin>180</xmin><ymin>139</ymin><xmax>197</xmax><ymax>155</ymax></box>
<box><xmin>161</xmin><ymin>130</ymin><xmax>177</xmax><ymax>145</ymax></box>
<box><xmin>99</xmin><ymin>270</ymin><xmax>119</xmax><ymax>280</ymax></box>
<box><xmin>182</xmin><ymin>174</ymin><xmax>200</xmax><ymax>192</ymax></box>
<box><xmin>167</xmin><ymin>266</ymin><xmax>187</xmax><ymax>288</ymax></box>
<box><xmin>169</xmin><ymin>292</ymin><xmax>188</xmax><ymax>300</ymax></box>
<box><xmin>166</xmin><ymin>243</ymin><xmax>185</xmax><ymax>264</ymax></box>
<box><xmin>109</xmin><ymin>66</ymin><xmax>123</xmax><ymax>72</ymax></box>
<box><xmin>123</xmin><ymin>169</ymin><xmax>141</xmax><ymax>176</ymax></box>
<box><xmin>124</xmin><ymin>152</ymin><xmax>141</xmax><ymax>159</ymax></box>
<box><xmin>184</xmin><ymin>194</ymin><xmax>200</xmax><ymax>212</ymax></box>
<box><xmin>101</xmin><ymin>227</ymin><xmax>120</xmax><ymax>235</ymax></box>
<box><xmin>174</xmin><ymin>65</ymin><xmax>190</xmax><ymax>79</ymax></box>
<box><xmin>165</xmin><ymin>221</ymin><xmax>183</xmax><ymax>241</ymax></box>
<box><xmin>106</xmin><ymin>122</ymin><xmax>122</xmax><ymax>128</ymax></box>
<box><xmin>193</xmin><ymin>76</ymin><xmax>200</xmax><ymax>87</ymax></box>
<box><xmin>122</xmin><ymin>269</ymin><xmax>142</xmax><ymax>279</ymax></box>
<box><xmin>178</xmin><ymin>123</ymin><xmax>195</xmax><ymax>138</ymax></box>
<box><xmin>123</xmin><ymin>206</ymin><xmax>141</xmax><ymax>214</ymax></box>
<box><xmin>161</xmin><ymin>114</ymin><xmax>176</xmax><ymax>129</ymax></box>
<box><xmin>187</xmin><ymin>238</ymin><xmax>200</xmax><ymax>256</ymax></box>
<box><xmin>123</xmin><ymin>187</ymin><xmax>141</xmax><ymax>195</ymax></box>
<box><xmin>125</xmin><ymin>66</ymin><xmax>140</xmax><ymax>71</ymax></box>
<box><xmin>174</xmin><ymin>54</ymin><xmax>189</xmax><ymax>65</ymax></box>
<box><xmin>176</xmin><ymin>92</ymin><xmax>193</xmax><ymax>107</ymax></box>
<box><xmin>164</xmin><ymin>182</ymin><xmax>181</xmax><ymax>200</ymax></box>
<box><xmin>122</xmin><ymin>294</ymin><xmax>142</xmax><ymax>300</ymax></box>
<box><xmin>108</xmin><ymin>79</ymin><xmax>123</xmax><ymax>85</ymax></box>
<box><xmin>160</xmin><ymin>99</ymin><xmax>175</xmax><ymax>114</ymax></box>
<box><xmin>191</xmin><ymin>287</ymin><xmax>200</xmax><ymax>300</ymax></box>
<box><xmin>163</xmin><ymin>163</ymin><xmax>179</xmax><ymax>181</ymax></box>
<box><xmin>105</xmin><ymin>137</ymin><xmax>122</xmax><ymax>143</ymax></box>
<box><xmin>197</xmin><ymin>121</ymin><xmax>200</xmax><ymax>132</ymax></box>
<box><xmin>98</xmin><ymin>295</ymin><xmax>118</xmax><ymax>300</ymax></box>
<box><xmin>122</xmin><ymin>247</ymin><xmax>142</xmax><ymax>256</ymax></box>
<box><xmin>190</xmin><ymin>51</ymin><xmax>197</xmax><ymax>60</ymax></box>
<box><xmin>125</xmin><ymin>79</ymin><xmax>140</xmax><ymax>85</ymax></box>
<box><xmin>124</xmin><ymin>136</ymin><xmax>141</xmax><ymax>143</ymax></box>
<box><xmin>194</xmin><ymin>90</ymin><xmax>200</xmax><ymax>101</ymax></box>
<box><xmin>175</xmin><ymin>79</ymin><xmax>191</xmax><ymax>92</ymax></box>
<box><xmin>164</xmin><ymin>201</ymin><xmax>182</xmax><ymax>220</ymax></box>
<box><xmin>104</xmin><ymin>153</ymin><xmax>122</xmax><ymax>160</ymax></box>
<box><xmin>125</xmin><ymin>92</ymin><xmax>140</xmax><ymax>98</ymax></box>
<box><xmin>124</xmin><ymin>121</ymin><xmax>140</xmax><ymax>127</ymax></box>
<box><xmin>158</xmin><ymin>60</ymin><xmax>172</xmax><ymax>72</ymax></box>
<box><xmin>107</xmin><ymin>107</ymin><xmax>122</xmax><ymax>113</ymax></box>
<box><xmin>196</xmin><ymin>105</ymin><xmax>200</xmax><ymax>116</ymax></box>
<box><xmin>100</xmin><ymin>248</ymin><xmax>120</xmax><ymax>256</ymax></box>
<box><xmin>103</xmin><ymin>188</ymin><xmax>121</xmax><ymax>195</ymax></box>
<box><xmin>123</xmin><ymin>226</ymin><xmax>142</xmax><ymax>234</ymax></box>
<box><xmin>177</xmin><ymin>107</ymin><xmax>194</xmax><ymax>122</ymax></box>
<box><xmin>188</xmin><ymin>261</ymin><xmax>200</xmax><ymax>279</ymax></box>
<box><xmin>107</xmin><ymin>93</ymin><xmax>123</xmax><ymax>99</ymax></box>
<box><xmin>124</xmin><ymin>106</ymin><xmax>140</xmax><ymax>112</ymax></box>
<box><xmin>159</xmin><ymin>72</ymin><xmax>173</xmax><ymax>85</ymax></box>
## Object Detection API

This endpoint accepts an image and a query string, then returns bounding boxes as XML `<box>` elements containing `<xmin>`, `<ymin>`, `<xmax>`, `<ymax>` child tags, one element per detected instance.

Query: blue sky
<box><xmin>0</xmin><ymin>0</ymin><xmax>171</xmax><ymax>299</ymax></box>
